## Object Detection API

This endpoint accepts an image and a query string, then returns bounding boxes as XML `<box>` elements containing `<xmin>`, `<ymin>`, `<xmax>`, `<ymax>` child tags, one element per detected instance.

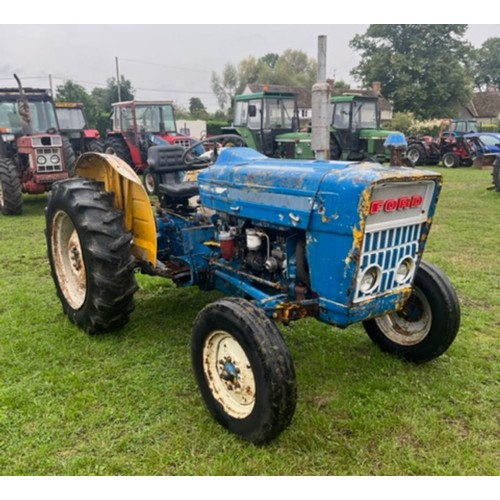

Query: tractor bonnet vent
<box><xmin>32</xmin><ymin>136</ymin><xmax>62</xmax><ymax>147</ymax></box>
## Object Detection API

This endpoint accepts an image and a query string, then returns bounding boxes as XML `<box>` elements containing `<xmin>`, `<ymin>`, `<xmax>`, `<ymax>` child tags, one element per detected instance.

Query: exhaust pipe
<box><xmin>14</xmin><ymin>74</ymin><xmax>33</xmax><ymax>136</ymax></box>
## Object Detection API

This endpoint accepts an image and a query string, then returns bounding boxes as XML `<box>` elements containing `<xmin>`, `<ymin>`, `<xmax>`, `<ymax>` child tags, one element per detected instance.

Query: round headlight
<box><xmin>50</xmin><ymin>154</ymin><xmax>60</xmax><ymax>164</ymax></box>
<box><xmin>395</xmin><ymin>257</ymin><xmax>415</xmax><ymax>284</ymax></box>
<box><xmin>359</xmin><ymin>266</ymin><xmax>381</xmax><ymax>294</ymax></box>
<box><xmin>37</xmin><ymin>155</ymin><xmax>47</xmax><ymax>165</ymax></box>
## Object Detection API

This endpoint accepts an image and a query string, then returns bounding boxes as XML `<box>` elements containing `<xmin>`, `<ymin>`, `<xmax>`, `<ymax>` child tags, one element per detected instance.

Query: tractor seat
<box><xmin>147</xmin><ymin>145</ymin><xmax>199</xmax><ymax>199</ymax></box>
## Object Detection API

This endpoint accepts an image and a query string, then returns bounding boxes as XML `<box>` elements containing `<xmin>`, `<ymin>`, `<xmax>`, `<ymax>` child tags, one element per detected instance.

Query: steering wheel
<box><xmin>181</xmin><ymin>134</ymin><xmax>247</xmax><ymax>167</ymax></box>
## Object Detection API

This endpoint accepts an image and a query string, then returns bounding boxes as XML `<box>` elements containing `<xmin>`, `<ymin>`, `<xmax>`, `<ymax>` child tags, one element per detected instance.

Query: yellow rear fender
<box><xmin>75</xmin><ymin>152</ymin><xmax>157</xmax><ymax>267</ymax></box>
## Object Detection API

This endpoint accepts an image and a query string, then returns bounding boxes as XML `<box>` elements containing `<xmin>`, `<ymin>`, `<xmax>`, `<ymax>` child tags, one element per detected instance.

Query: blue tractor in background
<box><xmin>45</xmin><ymin>136</ymin><xmax>460</xmax><ymax>443</ymax></box>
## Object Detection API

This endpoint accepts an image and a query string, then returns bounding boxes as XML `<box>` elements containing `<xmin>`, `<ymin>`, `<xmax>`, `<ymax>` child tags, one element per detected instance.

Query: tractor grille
<box><xmin>35</xmin><ymin>147</ymin><xmax>64</xmax><ymax>173</ymax></box>
<box><xmin>352</xmin><ymin>179</ymin><xmax>437</xmax><ymax>303</ymax></box>
<box><xmin>354</xmin><ymin>222</ymin><xmax>422</xmax><ymax>302</ymax></box>
<box><xmin>174</xmin><ymin>139</ymin><xmax>191</xmax><ymax>148</ymax></box>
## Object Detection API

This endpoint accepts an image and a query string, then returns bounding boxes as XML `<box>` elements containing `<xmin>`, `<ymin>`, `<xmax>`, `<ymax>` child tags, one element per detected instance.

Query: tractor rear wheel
<box><xmin>442</xmin><ymin>152</ymin><xmax>459</xmax><ymax>168</ymax></box>
<box><xmin>362</xmin><ymin>261</ymin><xmax>460</xmax><ymax>363</ymax></box>
<box><xmin>192</xmin><ymin>297</ymin><xmax>297</xmax><ymax>444</ymax></box>
<box><xmin>87</xmin><ymin>139</ymin><xmax>104</xmax><ymax>153</ymax></box>
<box><xmin>45</xmin><ymin>178</ymin><xmax>138</xmax><ymax>334</ymax></box>
<box><xmin>104</xmin><ymin>136</ymin><xmax>133</xmax><ymax>168</ymax></box>
<box><xmin>330</xmin><ymin>137</ymin><xmax>341</xmax><ymax>160</ymax></box>
<box><xmin>0</xmin><ymin>158</ymin><xmax>23</xmax><ymax>215</ymax></box>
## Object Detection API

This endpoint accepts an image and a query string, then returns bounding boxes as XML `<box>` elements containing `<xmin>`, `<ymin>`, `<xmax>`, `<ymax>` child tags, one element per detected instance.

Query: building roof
<box><xmin>470</xmin><ymin>90</ymin><xmax>500</xmax><ymax>118</ymax></box>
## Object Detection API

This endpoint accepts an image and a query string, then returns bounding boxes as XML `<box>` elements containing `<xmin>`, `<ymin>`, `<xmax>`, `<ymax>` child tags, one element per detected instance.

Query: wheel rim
<box><xmin>374</xmin><ymin>288</ymin><xmax>431</xmax><ymax>346</ymax></box>
<box><xmin>105</xmin><ymin>146</ymin><xmax>117</xmax><ymax>155</ymax></box>
<box><xmin>444</xmin><ymin>156</ymin><xmax>455</xmax><ymax>168</ymax></box>
<box><xmin>407</xmin><ymin>149</ymin><xmax>419</xmax><ymax>163</ymax></box>
<box><xmin>203</xmin><ymin>329</ymin><xmax>256</xmax><ymax>419</ymax></box>
<box><xmin>51</xmin><ymin>210</ymin><xmax>87</xmax><ymax>310</ymax></box>
<box><xmin>0</xmin><ymin>182</ymin><xmax>4</xmax><ymax>207</ymax></box>
<box><xmin>144</xmin><ymin>172</ymin><xmax>155</xmax><ymax>194</ymax></box>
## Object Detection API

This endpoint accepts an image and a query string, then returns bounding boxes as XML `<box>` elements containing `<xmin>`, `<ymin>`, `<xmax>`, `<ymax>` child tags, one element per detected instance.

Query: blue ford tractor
<box><xmin>45</xmin><ymin>136</ymin><xmax>460</xmax><ymax>443</ymax></box>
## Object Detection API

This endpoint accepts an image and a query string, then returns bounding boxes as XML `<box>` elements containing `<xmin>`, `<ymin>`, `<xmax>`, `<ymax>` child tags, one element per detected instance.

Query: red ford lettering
<box><xmin>370</xmin><ymin>195</ymin><xmax>424</xmax><ymax>214</ymax></box>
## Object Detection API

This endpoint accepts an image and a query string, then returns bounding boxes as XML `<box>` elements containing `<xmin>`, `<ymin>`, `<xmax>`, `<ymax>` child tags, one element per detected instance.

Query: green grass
<box><xmin>0</xmin><ymin>167</ymin><xmax>498</xmax><ymax>476</ymax></box>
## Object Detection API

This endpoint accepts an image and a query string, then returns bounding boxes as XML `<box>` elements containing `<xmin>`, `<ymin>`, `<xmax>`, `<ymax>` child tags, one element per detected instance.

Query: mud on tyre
<box><xmin>45</xmin><ymin>178</ymin><xmax>138</xmax><ymax>334</ymax></box>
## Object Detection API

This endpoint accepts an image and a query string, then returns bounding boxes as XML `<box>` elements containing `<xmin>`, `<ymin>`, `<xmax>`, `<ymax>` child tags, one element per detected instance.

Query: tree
<box><xmin>349</xmin><ymin>25</ymin><xmax>474</xmax><ymax>119</ymax></box>
<box><xmin>89</xmin><ymin>76</ymin><xmax>135</xmax><ymax>135</ymax></box>
<box><xmin>473</xmin><ymin>37</ymin><xmax>500</xmax><ymax>91</ymax></box>
<box><xmin>331</xmin><ymin>80</ymin><xmax>351</xmax><ymax>91</ymax></box>
<box><xmin>211</xmin><ymin>50</ymin><xmax>318</xmax><ymax>113</ymax></box>
<box><xmin>189</xmin><ymin>97</ymin><xmax>208</xmax><ymax>119</ymax></box>
<box><xmin>91</xmin><ymin>76</ymin><xmax>134</xmax><ymax>111</ymax></box>
<box><xmin>211</xmin><ymin>63</ymin><xmax>238</xmax><ymax>111</ymax></box>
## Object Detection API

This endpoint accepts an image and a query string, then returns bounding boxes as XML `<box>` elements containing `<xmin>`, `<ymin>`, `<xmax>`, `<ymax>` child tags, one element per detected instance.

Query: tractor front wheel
<box><xmin>442</xmin><ymin>152</ymin><xmax>459</xmax><ymax>168</ymax></box>
<box><xmin>192</xmin><ymin>297</ymin><xmax>297</xmax><ymax>444</ymax></box>
<box><xmin>406</xmin><ymin>143</ymin><xmax>426</xmax><ymax>166</ymax></box>
<box><xmin>0</xmin><ymin>158</ymin><xmax>23</xmax><ymax>215</ymax></box>
<box><xmin>362</xmin><ymin>261</ymin><xmax>460</xmax><ymax>363</ymax></box>
<box><xmin>142</xmin><ymin>167</ymin><xmax>158</xmax><ymax>196</ymax></box>
<box><xmin>45</xmin><ymin>178</ymin><xmax>138</xmax><ymax>334</ymax></box>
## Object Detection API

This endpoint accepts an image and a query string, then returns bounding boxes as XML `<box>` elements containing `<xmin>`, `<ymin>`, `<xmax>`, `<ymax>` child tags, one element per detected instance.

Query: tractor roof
<box><xmin>0</xmin><ymin>87</ymin><xmax>52</xmax><ymax>101</ymax></box>
<box><xmin>111</xmin><ymin>100</ymin><xmax>174</xmax><ymax>107</ymax></box>
<box><xmin>331</xmin><ymin>94</ymin><xmax>377</xmax><ymax>103</ymax></box>
<box><xmin>235</xmin><ymin>92</ymin><xmax>297</xmax><ymax>101</ymax></box>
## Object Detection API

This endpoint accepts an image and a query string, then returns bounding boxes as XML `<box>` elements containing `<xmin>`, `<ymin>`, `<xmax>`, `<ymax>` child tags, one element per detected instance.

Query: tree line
<box><xmin>55</xmin><ymin>25</ymin><xmax>500</xmax><ymax>134</ymax></box>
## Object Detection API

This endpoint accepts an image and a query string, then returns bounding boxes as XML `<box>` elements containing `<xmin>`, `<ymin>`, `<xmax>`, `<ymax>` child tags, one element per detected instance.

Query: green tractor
<box><xmin>224</xmin><ymin>90</ymin><xmax>401</xmax><ymax>163</ymax></box>
<box><xmin>326</xmin><ymin>94</ymin><xmax>398</xmax><ymax>162</ymax></box>
<box><xmin>221</xmin><ymin>90</ymin><xmax>314</xmax><ymax>159</ymax></box>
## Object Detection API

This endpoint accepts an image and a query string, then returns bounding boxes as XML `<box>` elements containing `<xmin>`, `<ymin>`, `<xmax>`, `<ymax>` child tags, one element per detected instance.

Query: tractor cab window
<box><xmin>0</xmin><ymin>100</ymin><xmax>58</xmax><ymax>134</ymax></box>
<box><xmin>247</xmin><ymin>100</ymin><xmax>262</xmax><ymax>130</ymax></box>
<box><xmin>56</xmin><ymin>107</ymin><xmax>86</xmax><ymax>130</ymax></box>
<box><xmin>333</xmin><ymin>102</ymin><xmax>351</xmax><ymax>129</ymax></box>
<box><xmin>263</xmin><ymin>98</ymin><xmax>295</xmax><ymax>129</ymax></box>
<box><xmin>135</xmin><ymin>105</ymin><xmax>177</xmax><ymax>134</ymax></box>
<box><xmin>0</xmin><ymin>102</ymin><xmax>19</xmax><ymax>132</ymax></box>
<box><xmin>31</xmin><ymin>101</ymin><xmax>59</xmax><ymax>133</ymax></box>
<box><xmin>453</xmin><ymin>120</ymin><xmax>478</xmax><ymax>135</ymax></box>
<box><xmin>352</xmin><ymin>100</ymin><xmax>377</xmax><ymax>129</ymax></box>
<box><xmin>234</xmin><ymin>101</ymin><xmax>248</xmax><ymax>127</ymax></box>
<box><xmin>120</xmin><ymin>106</ymin><xmax>134</xmax><ymax>131</ymax></box>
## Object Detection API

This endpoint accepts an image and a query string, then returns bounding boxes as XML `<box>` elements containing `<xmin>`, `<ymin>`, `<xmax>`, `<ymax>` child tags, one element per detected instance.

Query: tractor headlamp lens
<box><xmin>50</xmin><ymin>154</ymin><xmax>60</xmax><ymax>164</ymax></box>
<box><xmin>395</xmin><ymin>257</ymin><xmax>415</xmax><ymax>284</ymax></box>
<box><xmin>37</xmin><ymin>155</ymin><xmax>47</xmax><ymax>165</ymax></box>
<box><xmin>359</xmin><ymin>266</ymin><xmax>381</xmax><ymax>294</ymax></box>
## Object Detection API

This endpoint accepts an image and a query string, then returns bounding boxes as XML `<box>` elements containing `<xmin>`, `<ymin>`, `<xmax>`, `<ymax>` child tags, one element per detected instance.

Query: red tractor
<box><xmin>406</xmin><ymin>119</ymin><xmax>484</xmax><ymax>168</ymax></box>
<box><xmin>55</xmin><ymin>102</ymin><xmax>103</xmax><ymax>156</ymax></box>
<box><xmin>103</xmin><ymin>100</ymin><xmax>202</xmax><ymax>194</ymax></box>
<box><xmin>0</xmin><ymin>75</ymin><xmax>76</xmax><ymax>215</ymax></box>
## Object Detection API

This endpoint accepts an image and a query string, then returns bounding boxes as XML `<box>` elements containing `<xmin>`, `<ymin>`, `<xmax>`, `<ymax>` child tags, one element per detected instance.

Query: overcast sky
<box><xmin>1</xmin><ymin>23</ymin><xmax>499</xmax><ymax>112</ymax></box>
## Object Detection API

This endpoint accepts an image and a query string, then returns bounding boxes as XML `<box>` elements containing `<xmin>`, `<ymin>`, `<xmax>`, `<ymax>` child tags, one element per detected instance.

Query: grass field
<box><xmin>0</xmin><ymin>165</ymin><xmax>498</xmax><ymax>476</ymax></box>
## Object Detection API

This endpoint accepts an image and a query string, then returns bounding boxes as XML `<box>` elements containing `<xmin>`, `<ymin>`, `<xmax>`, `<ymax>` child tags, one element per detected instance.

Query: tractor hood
<box><xmin>359</xmin><ymin>128</ymin><xmax>399</xmax><ymax>140</ymax></box>
<box><xmin>198</xmin><ymin>148</ymin><xmax>440</xmax><ymax>234</ymax></box>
